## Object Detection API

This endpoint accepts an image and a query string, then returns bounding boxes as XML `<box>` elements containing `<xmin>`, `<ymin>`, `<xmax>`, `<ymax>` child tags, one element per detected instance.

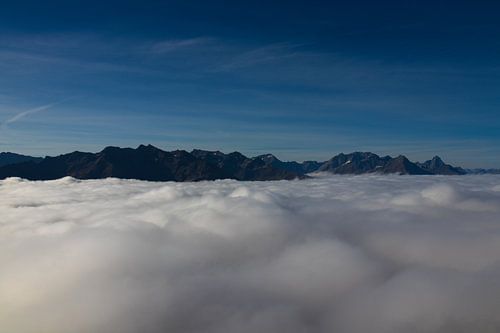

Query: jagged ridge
<box><xmin>0</xmin><ymin>145</ymin><xmax>474</xmax><ymax>181</ymax></box>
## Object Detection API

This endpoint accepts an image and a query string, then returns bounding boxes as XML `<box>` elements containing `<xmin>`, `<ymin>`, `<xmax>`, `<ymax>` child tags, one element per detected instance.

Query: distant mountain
<box><xmin>0</xmin><ymin>146</ymin><xmax>479</xmax><ymax>181</ymax></box>
<box><xmin>382</xmin><ymin>155</ymin><xmax>433</xmax><ymax>175</ymax></box>
<box><xmin>417</xmin><ymin>156</ymin><xmax>466</xmax><ymax>175</ymax></box>
<box><xmin>0</xmin><ymin>145</ymin><xmax>303</xmax><ymax>181</ymax></box>
<box><xmin>317</xmin><ymin>152</ymin><xmax>431</xmax><ymax>175</ymax></box>
<box><xmin>252</xmin><ymin>154</ymin><xmax>305</xmax><ymax>174</ymax></box>
<box><xmin>0</xmin><ymin>152</ymin><xmax>42</xmax><ymax>167</ymax></box>
<box><xmin>464</xmin><ymin>168</ymin><xmax>500</xmax><ymax>175</ymax></box>
<box><xmin>301</xmin><ymin>160</ymin><xmax>323</xmax><ymax>173</ymax></box>
<box><xmin>252</xmin><ymin>154</ymin><xmax>324</xmax><ymax>174</ymax></box>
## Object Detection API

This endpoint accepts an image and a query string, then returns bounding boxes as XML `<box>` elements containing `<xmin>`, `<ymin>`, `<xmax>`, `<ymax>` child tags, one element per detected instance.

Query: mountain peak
<box><xmin>417</xmin><ymin>156</ymin><xmax>465</xmax><ymax>175</ymax></box>
<box><xmin>255</xmin><ymin>154</ymin><xmax>279</xmax><ymax>162</ymax></box>
<box><xmin>0</xmin><ymin>146</ymin><xmax>472</xmax><ymax>180</ymax></box>
<box><xmin>100</xmin><ymin>146</ymin><xmax>122</xmax><ymax>153</ymax></box>
<box><xmin>382</xmin><ymin>155</ymin><xmax>431</xmax><ymax>175</ymax></box>
<box><xmin>431</xmin><ymin>155</ymin><xmax>444</xmax><ymax>163</ymax></box>
<box><xmin>137</xmin><ymin>144</ymin><xmax>160</xmax><ymax>150</ymax></box>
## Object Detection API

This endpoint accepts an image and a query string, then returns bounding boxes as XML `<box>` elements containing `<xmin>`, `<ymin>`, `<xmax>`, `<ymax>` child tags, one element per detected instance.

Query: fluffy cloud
<box><xmin>1</xmin><ymin>175</ymin><xmax>500</xmax><ymax>332</ymax></box>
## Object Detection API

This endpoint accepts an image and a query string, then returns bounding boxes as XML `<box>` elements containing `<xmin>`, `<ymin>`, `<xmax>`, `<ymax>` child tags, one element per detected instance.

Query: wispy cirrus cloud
<box><xmin>148</xmin><ymin>37</ymin><xmax>214</xmax><ymax>54</ymax></box>
<box><xmin>1</xmin><ymin>33</ymin><xmax>499</xmax><ymax>167</ymax></box>
<box><xmin>212</xmin><ymin>42</ymin><xmax>303</xmax><ymax>71</ymax></box>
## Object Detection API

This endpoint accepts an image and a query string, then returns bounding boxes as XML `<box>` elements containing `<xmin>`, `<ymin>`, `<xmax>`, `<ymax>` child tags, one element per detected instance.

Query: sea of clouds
<box><xmin>2</xmin><ymin>175</ymin><xmax>500</xmax><ymax>333</ymax></box>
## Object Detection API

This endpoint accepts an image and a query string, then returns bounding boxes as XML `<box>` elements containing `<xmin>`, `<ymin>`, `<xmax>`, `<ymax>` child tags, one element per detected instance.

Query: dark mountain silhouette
<box><xmin>464</xmin><ymin>168</ymin><xmax>500</xmax><ymax>175</ymax></box>
<box><xmin>381</xmin><ymin>155</ymin><xmax>432</xmax><ymax>175</ymax></box>
<box><xmin>301</xmin><ymin>160</ymin><xmax>323</xmax><ymax>173</ymax></box>
<box><xmin>417</xmin><ymin>156</ymin><xmax>466</xmax><ymax>175</ymax></box>
<box><xmin>253</xmin><ymin>154</ymin><xmax>305</xmax><ymax>174</ymax></box>
<box><xmin>0</xmin><ymin>145</ymin><xmax>473</xmax><ymax>181</ymax></box>
<box><xmin>319</xmin><ymin>152</ymin><xmax>391</xmax><ymax>174</ymax></box>
<box><xmin>252</xmin><ymin>154</ymin><xmax>324</xmax><ymax>174</ymax></box>
<box><xmin>317</xmin><ymin>152</ymin><xmax>431</xmax><ymax>175</ymax></box>
<box><xmin>0</xmin><ymin>152</ymin><xmax>42</xmax><ymax>167</ymax></box>
<box><xmin>0</xmin><ymin>145</ymin><xmax>303</xmax><ymax>181</ymax></box>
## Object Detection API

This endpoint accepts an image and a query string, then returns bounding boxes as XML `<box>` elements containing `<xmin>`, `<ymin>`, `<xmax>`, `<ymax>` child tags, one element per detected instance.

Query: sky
<box><xmin>0</xmin><ymin>0</ymin><xmax>499</xmax><ymax>167</ymax></box>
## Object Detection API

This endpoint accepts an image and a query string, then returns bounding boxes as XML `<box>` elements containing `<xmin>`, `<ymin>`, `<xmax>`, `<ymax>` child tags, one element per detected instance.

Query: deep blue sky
<box><xmin>0</xmin><ymin>0</ymin><xmax>499</xmax><ymax>167</ymax></box>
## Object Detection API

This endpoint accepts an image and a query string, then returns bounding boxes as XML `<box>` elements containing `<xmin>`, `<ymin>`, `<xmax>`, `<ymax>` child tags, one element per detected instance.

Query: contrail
<box><xmin>4</xmin><ymin>103</ymin><xmax>57</xmax><ymax>125</ymax></box>
<box><xmin>1</xmin><ymin>98</ymin><xmax>74</xmax><ymax>129</ymax></box>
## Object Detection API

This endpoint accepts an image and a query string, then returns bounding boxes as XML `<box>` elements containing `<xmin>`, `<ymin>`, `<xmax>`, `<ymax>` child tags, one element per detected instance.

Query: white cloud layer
<box><xmin>1</xmin><ymin>175</ymin><xmax>500</xmax><ymax>332</ymax></box>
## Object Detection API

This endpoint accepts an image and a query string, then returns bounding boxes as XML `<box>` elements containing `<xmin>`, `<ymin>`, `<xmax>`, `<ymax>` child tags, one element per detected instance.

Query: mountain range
<box><xmin>0</xmin><ymin>152</ymin><xmax>42</xmax><ymax>167</ymax></box>
<box><xmin>0</xmin><ymin>145</ymin><xmax>489</xmax><ymax>181</ymax></box>
<box><xmin>464</xmin><ymin>168</ymin><xmax>500</xmax><ymax>175</ymax></box>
